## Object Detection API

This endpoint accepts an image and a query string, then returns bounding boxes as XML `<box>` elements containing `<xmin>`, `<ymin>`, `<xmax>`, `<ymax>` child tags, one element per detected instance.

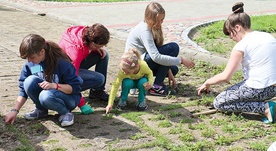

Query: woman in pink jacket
<box><xmin>59</xmin><ymin>23</ymin><xmax>110</xmax><ymax>103</ymax></box>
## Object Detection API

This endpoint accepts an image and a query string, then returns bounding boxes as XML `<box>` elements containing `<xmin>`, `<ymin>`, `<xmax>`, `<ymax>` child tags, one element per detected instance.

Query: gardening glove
<box><xmin>80</xmin><ymin>104</ymin><xmax>94</xmax><ymax>114</ymax></box>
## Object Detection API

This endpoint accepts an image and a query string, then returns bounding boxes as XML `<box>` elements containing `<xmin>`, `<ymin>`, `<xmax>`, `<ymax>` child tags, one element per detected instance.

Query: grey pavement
<box><xmin>1</xmin><ymin>0</ymin><xmax>276</xmax><ymax>66</ymax></box>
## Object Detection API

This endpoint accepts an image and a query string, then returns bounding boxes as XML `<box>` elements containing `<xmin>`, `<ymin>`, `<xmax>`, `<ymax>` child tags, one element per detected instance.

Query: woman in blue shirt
<box><xmin>5</xmin><ymin>34</ymin><xmax>83</xmax><ymax>127</ymax></box>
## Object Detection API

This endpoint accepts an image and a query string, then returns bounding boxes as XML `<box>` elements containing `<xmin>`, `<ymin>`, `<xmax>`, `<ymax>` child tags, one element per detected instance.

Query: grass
<box><xmin>193</xmin><ymin>14</ymin><xmax>276</xmax><ymax>55</ymax></box>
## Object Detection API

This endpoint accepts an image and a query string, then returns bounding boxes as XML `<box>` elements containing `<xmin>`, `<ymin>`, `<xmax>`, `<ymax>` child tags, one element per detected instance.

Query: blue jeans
<box><xmin>79</xmin><ymin>51</ymin><xmax>109</xmax><ymax>91</ymax></box>
<box><xmin>144</xmin><ymin>42</ymin><xmax>179</xmax><ymax>85</ymax></box>
<box><xmin>24</xmin><ymin>75</ymin><xmax>81</xmax><ymax>115</ymax></box>
<box><xmin>121</xmin><ymin>77</ymin><xmax>148</xmax><ymax>103</ymax></box>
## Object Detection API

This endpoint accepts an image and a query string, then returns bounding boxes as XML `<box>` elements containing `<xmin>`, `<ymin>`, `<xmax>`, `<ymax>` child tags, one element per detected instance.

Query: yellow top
<box><xmin>108</xmin><ymin>60</ymin><xmax>153</xmax><ymax>106</ymax></box>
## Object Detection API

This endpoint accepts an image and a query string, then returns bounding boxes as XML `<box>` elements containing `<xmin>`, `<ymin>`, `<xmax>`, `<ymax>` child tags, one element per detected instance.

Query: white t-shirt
<box><xmin>268</xmin><ymin>141</ymin><xmax>276</xmax><ymax>151</ymax></box>
<box><xmin>233</xmin><ymin>31</ymin><xmax>276</xmax><ymax>88</ymax></box>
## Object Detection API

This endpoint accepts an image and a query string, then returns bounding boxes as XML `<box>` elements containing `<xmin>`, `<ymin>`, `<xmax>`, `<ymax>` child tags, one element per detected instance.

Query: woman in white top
<box><xmin>197</xmin><ymin>2</ymin><xmax>276</xmax><ymax>123</ymax></box>
<box><xmin>125</xmin><ymin>2</ymin><xmax>194</xmax><ymax>96</ymax></box>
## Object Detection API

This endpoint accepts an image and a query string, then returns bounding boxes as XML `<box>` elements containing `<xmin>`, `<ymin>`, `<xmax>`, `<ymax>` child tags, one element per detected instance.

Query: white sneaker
<box><xmin>130</xmin><ymin>89</ymin><xmax>137</xmax><ymax>95</ymax></box>
<box><xmin>58</xmin><ymin>112</ymin><xmax>74</xmax><ymax>127</ymax></box>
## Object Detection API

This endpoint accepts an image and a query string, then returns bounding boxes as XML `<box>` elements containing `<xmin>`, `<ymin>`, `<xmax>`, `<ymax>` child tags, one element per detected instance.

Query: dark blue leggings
<box><xmin>144</xmin><ymin>42</ymin><xmax>179</xmax><ymax>85</ymax></box>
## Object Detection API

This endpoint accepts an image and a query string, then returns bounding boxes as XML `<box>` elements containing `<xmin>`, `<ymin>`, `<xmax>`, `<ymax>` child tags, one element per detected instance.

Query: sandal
<box><xmin>262</xmin><ymin>101</ymin><xmax>275</xmax><ymax>124</ymax></box>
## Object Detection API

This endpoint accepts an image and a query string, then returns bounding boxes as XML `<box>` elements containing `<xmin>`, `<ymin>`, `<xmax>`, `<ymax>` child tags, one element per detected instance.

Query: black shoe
<box><xmin>89</xmin><ymin>89</ymin><xmax>109</xmax><ymax>102</ymax></box>
<box><xmin>136</xmin><ymin>100</ymin><xmax>148</xmax><ymax>111</ymax></box>
<box><xmin>116</xmin><ymin>99</ymin><xmax>127</xmax><ymax>110</ymax></box>
<box><xmin>148</xmin><ymin>84</ymin><xmax>168</xmax><ymax>96</ymax></box>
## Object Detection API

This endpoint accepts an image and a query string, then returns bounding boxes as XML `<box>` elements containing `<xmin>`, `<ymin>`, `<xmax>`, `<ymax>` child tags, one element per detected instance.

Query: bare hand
<box><xmin>143</xmin><ymin>82</ymin><xmax>152</xmax><ymax>90</ymax></box>
<box><xmin>181</xmin><ymin>57</ymin><xmax>195</xmax><ymax>68</ymax></box>
<box><xmin>197</xmin><ymin>83</ymin><xmax>210</xmax><ymax>95</ymax></box>
<box><xmin>97</xmin><ymin>48</ymin><xmax>107</xmax><ymax>59</ymax></box>
<box><xmin>5</xmin><ymin>112</ymin><xmax>17</xmax><ymax>124</ymax></box>
<box><xmin>168</xmin><ymin>71</ymin><xmax>177</xmax><ymax>88</ymax></box>
<box><xmin>168</xmin><ymin>78</ymin><xmax>177</xmax><ymax>88</ymax></box>
<box><xmin>38</xmin><ymin>81</ymin><xmax>55</xmax><ymax>90</ymax></box>
<box><xmin>106</xmin><ymin>105</ymin><xmax>112</xmax><ymax>114</ymax></box>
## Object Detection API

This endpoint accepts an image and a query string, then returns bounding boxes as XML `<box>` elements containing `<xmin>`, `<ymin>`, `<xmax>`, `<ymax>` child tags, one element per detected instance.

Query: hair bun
<box><xmin>232</xmin><ymin>2</ymin><xmax>244</xmax><ymax>13</ymax></box>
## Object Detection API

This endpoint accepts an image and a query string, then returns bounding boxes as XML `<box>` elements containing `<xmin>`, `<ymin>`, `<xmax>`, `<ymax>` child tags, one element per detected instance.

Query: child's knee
<box><xmin>122</xmin><ymin>79</ymin><xmax>134</xmax><ymax>89</ymax></box>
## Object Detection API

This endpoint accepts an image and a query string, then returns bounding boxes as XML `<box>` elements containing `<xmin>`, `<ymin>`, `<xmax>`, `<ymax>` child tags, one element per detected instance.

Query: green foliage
<box><xmin>50</xmin><ymin>147</ymin><xmax>67</xmax><ymax>151</ymax></box>
<box><xmin>192</xmin><ymin>60</ymin><xmax>225</xmax><ymax>79</ymax></box>
<box><xmin>157</xmin><ymin>104</ymin><xmax>183</xmax><ymax>111</ymax></box>
<box><xmin>158</xmin><ymin>120</ymin><xmax>172</xmax><ymax>128</ymax></box>
<box><xmin>193</xmin><ymin>14</ymin><xmax>276</xmax><ymax>54</ymax></box>
<box><xmin>169</xmin><ymin>126</ymin><xmax>187</xmax><ymax>134</ymax></box>
<box><xmin>7</xmin><ymin>125</ymin><xmax>35</xmax><ymax>151</ymax></box>
<box><xmin>210</xmin><ymin>118</ymin><xmax>227</xmax><ymax>126</ymax></box>
<box><xmin>215</xmin><ymin>135</ymin><xmax>237</xmax><ymax>146</ymax></box>
<box><xmin>179</xmin><ymin>132</ymin><xmax>195</xmax><ymax>142</ymax></box>
<box><xmin>179</xmin><ymin>118</ymin><xmax>194</xmax><ymax>123</ymax></box>
<box><xmin>222</xmin><ymin>123</ymin><xmax>241</xmax><ymax>134</ymax></box>
<box><xmin>102</xmin><ymin>113</ymin><xmax>114</xmax><ymax>120</ymax></box>
<box><xmin>198</xmin><ymin>95</ymin><xmax>215</xmax><ymax>106</ymax></box>
<box><xmin>169</xmin><ymin>111</ymin><xmax>182</xmax><ymax>118</ymax></box>
<box><xmin>248</xmin><ymin>141</ymin><xmax>268</xmax><ymax>151</ymax></box>
<box><xmin>251</xmin><ymin>15</ymin><xmax>276</xmax><ymax>33</ymax></box>
<box><xmin>201</xmin><ymin>128</ymin><xmax>216</xmax><ymax>138</ymax></box>
<box><xmin>148</xmin><ymin>114</ymin><xmax>166</xmax><ymax>121</ymax></box>
<box><xmin>129</xmin><ymin>133</ymin><xmax>146</xmax><ymax>140</ymax></box>
<box><xmin>188</xmin><ymin>123</ymin><xmax>207</xmax><ymax>130</ymax></box>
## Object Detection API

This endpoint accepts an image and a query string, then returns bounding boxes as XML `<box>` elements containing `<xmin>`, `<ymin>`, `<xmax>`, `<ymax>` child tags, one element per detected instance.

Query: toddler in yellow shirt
<box><xmin>106</xmin><ymin>48</ymin><xmax>153</xmax><ymax>113</ymax></box>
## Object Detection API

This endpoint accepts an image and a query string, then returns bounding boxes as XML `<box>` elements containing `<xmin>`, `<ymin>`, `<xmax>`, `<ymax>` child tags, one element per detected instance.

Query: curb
<box><xmin>181</xmin><ymin>20</ymin><xmax>228</xmax><ymax>66</ymax></box>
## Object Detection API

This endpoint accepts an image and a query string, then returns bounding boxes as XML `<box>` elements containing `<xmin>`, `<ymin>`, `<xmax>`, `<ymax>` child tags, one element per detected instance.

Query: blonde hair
<box><xmin>144</xmin><ymin>2</ymin><xmax>164</xmax><ymax>47</ymax></box>
<box><xmin>120</xmin><ymin>48</ymin><xmax>141</xmax><ymax>73</ymax></box>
